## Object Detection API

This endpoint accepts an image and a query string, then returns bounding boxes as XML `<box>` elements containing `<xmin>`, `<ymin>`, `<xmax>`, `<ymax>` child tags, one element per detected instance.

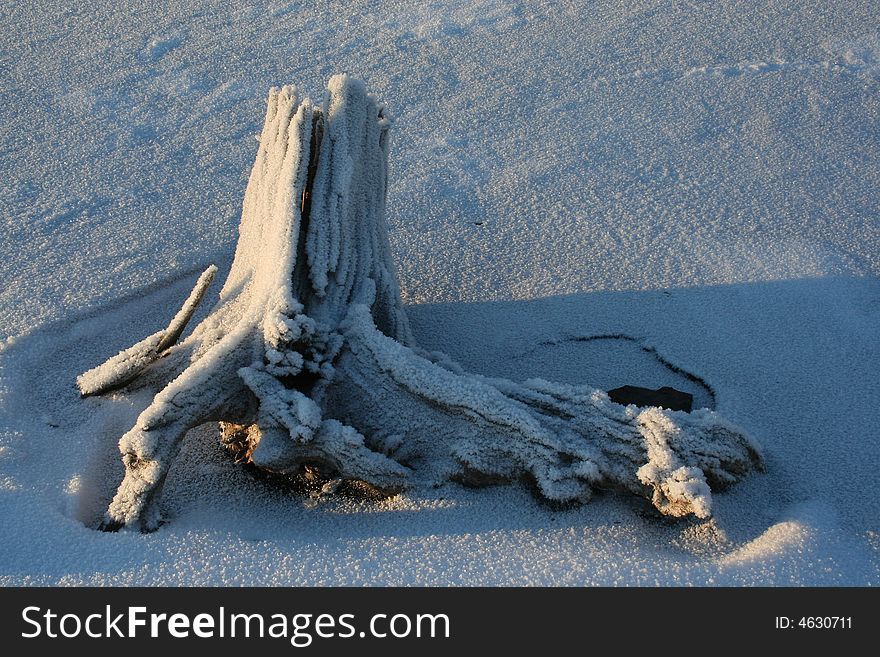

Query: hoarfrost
<box><xmin>80</xmin><ymin>76</ymin><xmax>762</xmax><ymax>531</ymax></box>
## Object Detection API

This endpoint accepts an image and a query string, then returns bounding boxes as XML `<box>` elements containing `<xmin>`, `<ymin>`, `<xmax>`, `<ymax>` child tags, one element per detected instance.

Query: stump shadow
<box><xmin>1</xmin><ymin>273</ymin><xmax>876</xmax><ymax>563</ymax></box>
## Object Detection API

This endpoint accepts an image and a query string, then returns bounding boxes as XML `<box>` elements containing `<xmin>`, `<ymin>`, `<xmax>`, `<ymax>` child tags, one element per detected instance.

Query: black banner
<box><xmin>0</xmin><ymin>587</ymin><xmax>874</xmax><ymax>653</ymax></box>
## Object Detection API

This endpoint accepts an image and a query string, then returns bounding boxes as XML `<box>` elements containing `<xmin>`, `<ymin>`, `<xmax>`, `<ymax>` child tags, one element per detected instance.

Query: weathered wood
<box><xmin>80</xmin><ymin>76</ymin><xmax>763</xmax><ymax>531</ymax></box>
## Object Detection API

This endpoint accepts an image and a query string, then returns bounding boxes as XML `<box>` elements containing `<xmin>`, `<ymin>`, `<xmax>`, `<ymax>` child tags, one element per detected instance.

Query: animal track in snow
<box><xmin>139</xmin><ymin>35</ymin><xmax>184</xmax><ymax>63</ymax></box>
<box><xmin>588</xmin><ymin>49</ymin><xmax>879</xmax><ymax>89</ymax></box>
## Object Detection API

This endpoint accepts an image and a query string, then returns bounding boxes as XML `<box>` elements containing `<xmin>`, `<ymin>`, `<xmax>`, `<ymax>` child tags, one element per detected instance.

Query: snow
<box><xmin>1</xmin><ymin>0</ymin><xmax>878</xmax><ymax>584</ymax></box>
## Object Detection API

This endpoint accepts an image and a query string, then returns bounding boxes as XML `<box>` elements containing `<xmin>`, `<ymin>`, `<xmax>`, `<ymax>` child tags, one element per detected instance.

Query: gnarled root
<box><xmin>81</xmin><ymin>76</ymin><xmax>763</xmax><ymax>531</ymax></box>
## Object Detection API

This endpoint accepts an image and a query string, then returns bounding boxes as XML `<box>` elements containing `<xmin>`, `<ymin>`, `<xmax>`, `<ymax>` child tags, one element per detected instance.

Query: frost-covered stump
<box><xmin>80</xmin><ymin>76</ymin><xmax>763</xmax><ymax>531</ymax></box>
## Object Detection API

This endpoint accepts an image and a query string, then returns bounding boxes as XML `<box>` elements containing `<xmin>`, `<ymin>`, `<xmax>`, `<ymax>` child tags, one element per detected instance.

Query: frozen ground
<box><xmin>1</xmin><ymin>0</ymin><xmax>878</xmax><ymax>584</ymax></box>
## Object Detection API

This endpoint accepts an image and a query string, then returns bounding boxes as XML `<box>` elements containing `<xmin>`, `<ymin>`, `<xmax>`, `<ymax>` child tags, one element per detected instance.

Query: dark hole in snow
<box><xmin>607</xmin><ymin>385</ymin><xmax>693</xmax><ymax>412</ymax></box>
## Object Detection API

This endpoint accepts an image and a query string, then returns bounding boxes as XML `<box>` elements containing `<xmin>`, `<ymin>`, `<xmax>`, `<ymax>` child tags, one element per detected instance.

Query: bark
<box><xmin>80</xmin><ymin>76</ymin><xmax>763</xmax><ymax>531</ymax></box>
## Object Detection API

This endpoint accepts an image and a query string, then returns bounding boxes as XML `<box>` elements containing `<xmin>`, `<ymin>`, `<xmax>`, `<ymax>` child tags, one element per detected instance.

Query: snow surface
<box><xmin>1</xmin><ymin>0</ymin><xmax>878</xmax><ymax>584</ymax></box>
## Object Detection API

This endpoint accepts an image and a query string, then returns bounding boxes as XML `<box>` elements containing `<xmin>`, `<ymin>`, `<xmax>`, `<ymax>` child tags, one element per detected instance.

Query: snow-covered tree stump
<box><xmin>79</xmin><ymin>76</ymin><xmax>763</xmax><ymax>531</ymax></box>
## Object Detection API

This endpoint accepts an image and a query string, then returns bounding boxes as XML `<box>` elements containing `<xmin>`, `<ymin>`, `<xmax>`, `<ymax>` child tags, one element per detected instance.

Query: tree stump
<box><xmin>79</xmin><ymin>76</ymin><xmax>763</xmax><ymax>531</ymax></box>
